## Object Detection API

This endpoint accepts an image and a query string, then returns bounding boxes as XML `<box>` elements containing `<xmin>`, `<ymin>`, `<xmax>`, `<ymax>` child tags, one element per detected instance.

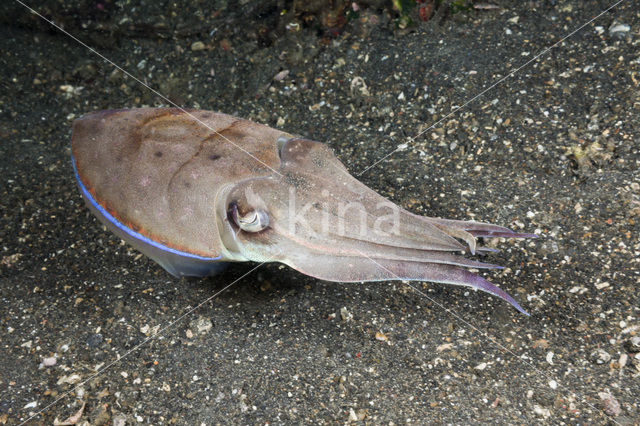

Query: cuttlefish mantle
<box><xmin>71</xmin><ymin>108</ymin><xmax>537</xmax><ymax>315</ymax></box>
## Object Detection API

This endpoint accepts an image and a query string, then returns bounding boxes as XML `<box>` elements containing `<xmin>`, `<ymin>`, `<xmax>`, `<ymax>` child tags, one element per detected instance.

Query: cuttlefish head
<box><xmin>216</xmin><ymin>137</ymin><xmax>536</xmax><ymax>314</ymax></box>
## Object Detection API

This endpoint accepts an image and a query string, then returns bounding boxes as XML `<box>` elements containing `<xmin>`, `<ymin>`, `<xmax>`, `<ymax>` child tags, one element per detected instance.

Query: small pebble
<box><xmin>41</xmin><ymin>356</ymin><xmax>57</xmax><ymax>367</ymax></box>
<box><xmin>624</xmin><ymin>336</ymin><xmax>640</xmax><ymax>352</ymax></box>
<box><xmin>546</xmin><ymin>352</ymin><xmax>554</xmax><ymax>365</ymax></box>
<box><xmin>598</xmin><ymin>391</ymin><xmax>621</xmax><ymax>416</ymax></box>
<box><xmin>618</xmin><ymin>353</ymin><xmax>628</xmax><ymax>369</ymax></box>
<box><xmin>191</xmin><ymin>316</ymin><xmax>213</xmax><ymax>335</ymax></box>
<box><xmin>348</xmin><ymin>408</ymin><xmax>358</xmax><ymax>421</ymax></box>
<box><xmin>191</xmin><ymin>41</ymin><xmax>206</xmax><ymax>51</ymax></box>
<box><xmin>273</xmin><ymin>70</ymin><xmax>289</xmax><ymax>81</ymax></box>
<box><xmin>436</xmin><ymin>343</ymin><xmax>453</xmax><ymax>352</ymax></box>
<box><xmin>608</xmin><ymin>21</ymin><xmax>630</xmax><ymax>39</ymax></box>
<box><xmin>375</xmin><ymin>331</ymin><xmax>387</xmax><ymax>342</ymax></box>
<box><xmin>633</xmin><ymin>354</ymin><xmax>640</xmax><ymax>373</ymax></box>
<box><xmin>533</xmin><ymin>405</ymin><xmax>550</xmax><ymax>418</ymax></box>
<box><xmin>347</xmin><ymin>407</ymin><xmax>366</xmax><ymax>421</ymax></box>
<box><xmin>57</xmin><ymin>374</ymin><xmax>82</xmax><ymax>385</ymax></box>
<box><xmin>340</xmin><ymin>307</ymin><xmax>352</xmax><ymax>322</ymax></box>
<box><xmin>112</xmin><ymin>414</ymin><xmax>127</xmax><ymax>426</ymax></box>
<box><xmin>591</xmin><ymin>348</ymin><xmax>611</xmax><ymax>364</ymax></box>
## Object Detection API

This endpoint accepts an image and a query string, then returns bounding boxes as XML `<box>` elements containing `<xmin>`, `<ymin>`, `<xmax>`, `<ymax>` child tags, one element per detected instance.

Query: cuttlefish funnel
<box><xmin>71</xmin><ymin>108</ymin><xmax>537</xmax><ymax>315</ymax></box>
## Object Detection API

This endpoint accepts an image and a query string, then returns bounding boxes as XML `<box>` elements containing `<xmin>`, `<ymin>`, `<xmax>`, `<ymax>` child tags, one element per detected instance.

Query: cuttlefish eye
<box><xmin>228</xmin><ymin>202</ymin><xmax>269</xmax><ymax>233</ymax></box>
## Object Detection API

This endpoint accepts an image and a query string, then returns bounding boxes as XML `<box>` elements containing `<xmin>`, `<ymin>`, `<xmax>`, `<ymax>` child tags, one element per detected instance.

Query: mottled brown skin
<box><xmin>72</xmin><ymin>108</ymin><xmax>287</xmax><ymax>257</ymax></box>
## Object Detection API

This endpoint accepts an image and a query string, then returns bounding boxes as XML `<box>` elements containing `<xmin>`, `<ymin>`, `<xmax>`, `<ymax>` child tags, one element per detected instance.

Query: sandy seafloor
<box><xmin>1</xmin><ymin>0</ymin><xmax>639</xmax><ymax>424</ymax></box>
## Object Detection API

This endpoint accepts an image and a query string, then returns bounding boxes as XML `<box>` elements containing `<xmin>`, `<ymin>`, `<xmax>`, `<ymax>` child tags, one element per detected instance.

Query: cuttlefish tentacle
<box><xmin>71</xmin><ymin>108</ymin><xmax>537</xmax><ymax>316</ymax></box>
<box><xmin>282</xmin><ymin>251</ymin><xmax>527</xmax><ymax>316</ymax></box>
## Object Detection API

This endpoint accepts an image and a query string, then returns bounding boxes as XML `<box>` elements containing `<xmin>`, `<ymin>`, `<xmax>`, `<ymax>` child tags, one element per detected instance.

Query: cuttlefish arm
<box><xmin>71</xmin><ymin>108</ymin><xmax>537</xmax><ymax>315</ymax></box>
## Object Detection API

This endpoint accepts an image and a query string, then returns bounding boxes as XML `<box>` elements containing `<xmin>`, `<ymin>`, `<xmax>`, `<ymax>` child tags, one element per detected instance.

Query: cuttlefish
<box><xmin>71</xmin><ymin>108</ymin><xmax>536</xmax><ymax>314</ymax></box>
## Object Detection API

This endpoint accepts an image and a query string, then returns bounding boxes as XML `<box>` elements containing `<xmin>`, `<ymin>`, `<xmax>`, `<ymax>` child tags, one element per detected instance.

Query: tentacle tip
<box><xmin>470</xmin><ymin>273</ymin><xmax>530</xmax><ymax>316</ymax></box>
<box><xmin>496</xmin><ymin>293</ymin><xmax>529</xmax><ymax>316</ymax></box>
<box><xmin>514</xmin><ymin>303</ymin><xmax>530</xmax><ymax>316</ymax></box>
<box><xmin>503</xmin><ymin>294</ymin><xmax>529</xmax><ymax>316</ymax></box>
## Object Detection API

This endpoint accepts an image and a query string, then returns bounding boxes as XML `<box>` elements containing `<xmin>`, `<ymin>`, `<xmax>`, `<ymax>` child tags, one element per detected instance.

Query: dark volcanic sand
<box><xmin>1</xmin><ymin>1</ymin><xmax>638</xmax><ymax>424</ymax></box>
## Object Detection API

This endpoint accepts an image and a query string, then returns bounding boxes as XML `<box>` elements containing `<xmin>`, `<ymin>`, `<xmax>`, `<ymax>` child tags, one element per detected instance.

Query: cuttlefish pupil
<box><xmin>71</xmin><ymin>108</ymin><xmax>537</xmax><ymax>316</ymax></box>
<box><xmin>229</xmin><ymin>201</ymin><xmax>269</xmax><ymax>233</ymax></box>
